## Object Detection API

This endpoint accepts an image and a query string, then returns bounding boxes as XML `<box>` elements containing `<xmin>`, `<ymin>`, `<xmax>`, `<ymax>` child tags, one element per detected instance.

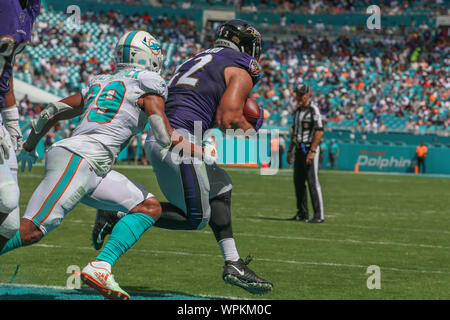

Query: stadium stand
<box><xmin>13</xmin><ymin>0</ymin><xmax>449</xmax><ymax>160</ymax></box>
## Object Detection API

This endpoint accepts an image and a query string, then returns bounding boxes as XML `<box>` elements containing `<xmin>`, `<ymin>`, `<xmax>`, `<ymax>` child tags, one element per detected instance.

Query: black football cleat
<box><xmin>91</xmin><ymin>209</ymin><xmax>122</xmax><ymax>250</ymax></box>
<box><xmin>223</xmin><ymin>256</ymin><xmax>273</xmax><ymax>295</ymax></box>
<box><xmin>308</xmin><ymin>218</ymin><xmax>324</xmax><ymax>224</ymax></box>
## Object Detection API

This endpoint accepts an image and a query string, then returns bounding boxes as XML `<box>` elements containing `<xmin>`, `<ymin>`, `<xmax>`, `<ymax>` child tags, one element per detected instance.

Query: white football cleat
<box><xmin>80</xmin><ymin>262</ymin><xmax>130</xmax><ymax>300</ymax></box>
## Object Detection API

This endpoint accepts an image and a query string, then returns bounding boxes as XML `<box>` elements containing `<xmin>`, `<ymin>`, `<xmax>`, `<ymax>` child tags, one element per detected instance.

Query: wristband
<box><xmin>1</xmin><ymin>104</ymin><xmax>19</xmax><ymax>121</ymax></box>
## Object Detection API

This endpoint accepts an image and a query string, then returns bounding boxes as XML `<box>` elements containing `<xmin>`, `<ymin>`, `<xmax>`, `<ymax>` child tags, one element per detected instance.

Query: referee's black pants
<box><xmin>293</xmin><ymin>146</ymin><xmax>324</xmax><ymax>220</ymax></box>
<box><xmin>417</xmin><ymin>156</ymin><xmax>426</xmax><ymax>173</ymax></box>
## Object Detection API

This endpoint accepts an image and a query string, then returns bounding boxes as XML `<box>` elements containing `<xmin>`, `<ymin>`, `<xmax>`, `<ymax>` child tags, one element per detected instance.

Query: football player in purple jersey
<box><xmin>0</xmin><ymin>0</ymin><xmax>41</xmax><ymax>252</ymax></box>
<box><xmin>92</xmin><ymin>20</ymin><xmax>272</xmax><ymax>294</ymax></box>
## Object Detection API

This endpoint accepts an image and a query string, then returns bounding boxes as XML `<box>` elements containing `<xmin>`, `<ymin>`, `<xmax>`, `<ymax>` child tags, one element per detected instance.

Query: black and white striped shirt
<box><xmin>291</xmin><ymin>103</ymin><xmax>324</xmax><ymax>146</ymax></box>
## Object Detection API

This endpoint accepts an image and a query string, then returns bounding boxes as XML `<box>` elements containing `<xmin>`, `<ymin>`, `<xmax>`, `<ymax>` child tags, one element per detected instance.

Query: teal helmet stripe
<box><xmin>123</xmin><ymin>30</ymin><xmax>140</xmax><ymax>63</ymax></box>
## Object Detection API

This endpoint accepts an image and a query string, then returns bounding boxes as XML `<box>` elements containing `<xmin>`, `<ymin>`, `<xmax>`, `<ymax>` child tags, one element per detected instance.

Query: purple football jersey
<box><xmin>0</xmin><ymin>0</ymin><xmax>41</xmax><ymax>108</ymax></box>
<box><xmin>165</xmin><ymin>47</ymin><xmax>262</xmax><ymax>135</ymax></box>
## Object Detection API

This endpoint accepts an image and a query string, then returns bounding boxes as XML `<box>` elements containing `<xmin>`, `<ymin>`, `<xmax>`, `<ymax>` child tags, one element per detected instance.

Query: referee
<box><xmin>287</xmin><ymin>84</ymin><xmax>325</xmax><ymax>223</ymax></box>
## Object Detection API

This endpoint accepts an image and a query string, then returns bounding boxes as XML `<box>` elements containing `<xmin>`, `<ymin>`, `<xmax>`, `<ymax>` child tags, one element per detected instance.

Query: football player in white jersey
<box><xmin>0</xmin><ymin>30</ymin><xmax>202</xmax><ymax>300</ymax></box>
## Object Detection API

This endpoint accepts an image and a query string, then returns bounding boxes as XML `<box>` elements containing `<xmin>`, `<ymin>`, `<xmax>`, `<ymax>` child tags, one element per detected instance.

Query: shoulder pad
<box><xmin>139</xmin><ymin>71</ymin><xmax>168</xmax><ymax>101</ymax></box>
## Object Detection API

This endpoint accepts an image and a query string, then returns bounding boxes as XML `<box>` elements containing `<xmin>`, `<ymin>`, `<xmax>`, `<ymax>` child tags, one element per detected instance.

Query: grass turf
<box><xmin>1</xmin><ymin>165</ymin><xmax>449</xmax><ymax>300</ymax></box>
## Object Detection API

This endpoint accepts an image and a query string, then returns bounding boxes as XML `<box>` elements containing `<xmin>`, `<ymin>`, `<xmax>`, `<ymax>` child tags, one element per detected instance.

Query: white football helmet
<box><xmin>114</xmin><ymin>30</ymin><xmax>163</xmax><ymax>73</ymax></box>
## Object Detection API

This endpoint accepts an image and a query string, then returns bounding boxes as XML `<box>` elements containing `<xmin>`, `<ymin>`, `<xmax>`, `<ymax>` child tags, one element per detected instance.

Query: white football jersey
<box><xmin>54</xmin><ymin>67</ymin><xmax>167</xmax><ymax>175</ymax></box>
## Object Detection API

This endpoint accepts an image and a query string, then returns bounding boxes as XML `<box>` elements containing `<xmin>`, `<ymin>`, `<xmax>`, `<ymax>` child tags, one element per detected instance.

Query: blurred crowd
<box><xmin>255</xmin><ymin>25</ymin><xmax>449</xmax><ymax>134</ymax></box>
<box><xmin>240</xmin><ymin>0</ymin><xmax>448</xmax><ymax>15</ymax></box>
<box><xmin>15</xmin><ymin>7</ymin><xmax>199</xmax><ymax>94</ymax></box>
<box><xmin>160</xmin><ymin>0</ymin><xmax>449</xmax><ymax>15</ymax></box>
<box><xmin>14</xmin><ymin>6</ymin><xmax>449</xmax><ymax>139</ymax></box>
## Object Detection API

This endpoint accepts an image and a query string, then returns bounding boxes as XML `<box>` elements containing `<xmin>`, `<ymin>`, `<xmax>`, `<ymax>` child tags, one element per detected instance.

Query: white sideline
<box><xmin>26</xmin><ymin>163</ymin><xmax>450</xmax><ymax>178</ymax></box>
<box><xmin>0</xmin><ymin>282</ymin><xmax>246</xmax><ymax>300</ymax></box>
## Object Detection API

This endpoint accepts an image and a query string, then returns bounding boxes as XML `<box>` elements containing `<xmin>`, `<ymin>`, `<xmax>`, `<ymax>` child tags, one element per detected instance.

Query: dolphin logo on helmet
<box><xmin>114</xmin><ymin>30</ymin><xmax>164</xmax><ymax>73</ymax></box>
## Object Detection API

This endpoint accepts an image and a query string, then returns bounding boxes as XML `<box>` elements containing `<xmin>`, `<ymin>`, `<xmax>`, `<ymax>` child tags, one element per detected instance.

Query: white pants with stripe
<box><xmin>0</xmin><ymin>123</ymin><xmax>20</xmax><ymax>239</ymax></box>
<box><xmin>23</xmin><ymin>146</ymin><xmax>151</xmax><ymax>236</ymax></box>
<box><xmin>294</xmin><ymin>146</ymin><xmax>324</xmax><ymax>220</ymax></box>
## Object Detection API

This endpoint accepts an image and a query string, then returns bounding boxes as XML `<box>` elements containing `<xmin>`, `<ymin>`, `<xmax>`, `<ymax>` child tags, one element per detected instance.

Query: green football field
<box><xmin>1</xmin><ymin>164</ymin><xmax>449</xmax><ymax>300</ymax></box>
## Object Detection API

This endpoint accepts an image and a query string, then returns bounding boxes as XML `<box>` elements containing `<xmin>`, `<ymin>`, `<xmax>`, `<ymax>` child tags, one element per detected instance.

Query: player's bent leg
<box><xmin>209</xmin><ymin>190</ymin><xmax>272</xmax><ymax>294</ymax></box>
<box><xmin>80</xmin><ymin>170</ymin><xmax>161</xmax><ymax>299</ymax></box>
<box><xmin>90</xmin><ymin>172</ymin><xmax>201</xmax><ymax>251</ymax></box>
<box><xmin>0</xmin><ymin>207</ymin><xmax>19</xmax><ymax>251</ymax></box>
<box><xmin>83</xmin><ymin>170</ymin><xmax>152</xmax><ymax>250</ymax></box>
<box><xmin>155</xmin><ymin>202</ymin><xmax>192</xmax><ymax>230</ymax></box>
<box><xmin>81</xmin><ymin>200</ymin><xmax>161</xmax><ymax>300</ymax></box>
<box><xmin>0</xmin><ymin>156</ymin><xmax>20</xmax><ymax>248</ymax></box>
<box><xmin>0</xmin><ymin>218</ymin><xmax>44</xmax><ymax>255</ymax></box>
<box><xmin>207</xmin><ymin>166</ymin><xmax>273</xmax><ymax>294</ymax></box>
<box><xmin>146</xmin><ymin>137</ymin><xmax>211</xmax><ymax>230</ymax></box>
<box><xmin>2</xmin><ymin>148</ymin><xmax>99</xmax><ymax>256</ymax></box>
<box><xmin>0</xmin><ymin>182</ymin><xmax>19</xmax><ymax>215</ymax></box>
<box><xmin>91</xmin><ymin>201</ymin><xmax>193</xmax><ymax>252</ymax></box>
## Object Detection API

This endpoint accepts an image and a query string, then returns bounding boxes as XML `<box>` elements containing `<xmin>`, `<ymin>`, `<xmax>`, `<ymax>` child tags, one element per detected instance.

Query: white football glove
<box><xmin>2</xmin><ymin>106</ymin><xmax>23</xmax><ymax>156</ymax></box>
<box><xmin>0</xmin><ymin>127</ymin><xmax>11</xmax><ymax>164</ymax></box>
<box><xmin>17</xmin><ymin>148</ymin><xmax>38</xmax><ymax>172</ymax></box>
<box><xmin>5</xmin><ymin>121</ymin><xmax>23</xmax><ymax>156</ymax></box>
<box><xmin>202</xmin><ymin>140</ymin><xmax>218</xmax><ymax>165</ymax></box>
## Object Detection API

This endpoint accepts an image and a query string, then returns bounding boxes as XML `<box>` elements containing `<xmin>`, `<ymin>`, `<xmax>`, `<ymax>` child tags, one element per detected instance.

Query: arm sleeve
<box><xmin>139</xmin><ymin>71</ymin><xmax>168</xmax><ymax>101</ymax></box>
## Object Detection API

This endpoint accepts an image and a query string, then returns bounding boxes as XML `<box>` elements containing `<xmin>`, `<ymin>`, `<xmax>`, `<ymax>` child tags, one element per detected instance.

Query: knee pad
<box><xmin>212</xmin><ymin>190</ymin><xmax>232</xmax><ymax>205</ymax></box>
<box><xmin>0</xmin><ymin>206</ymin><xmax>20</xmax><ymax>239</ymax></box>
<box><xmin>209</xmin><ymin>190</ymin><xmax>233</xmax><ymax>241</ymax></box>
<box><xmin>0</xmin><ymin>181</ymin><xmax>20</xmax><ymax>214</ymax></box>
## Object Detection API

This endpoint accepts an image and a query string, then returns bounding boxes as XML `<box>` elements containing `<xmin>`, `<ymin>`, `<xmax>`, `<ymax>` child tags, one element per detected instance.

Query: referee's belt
<box><xmin>295</xmin><ymin>142</ymin><xmax>311</xmax><ymax>153</ymax></box>
<box><xmin>295</xmin><ymin>141</ymin><xmax>311</xmax><ymax>148</ymax></box>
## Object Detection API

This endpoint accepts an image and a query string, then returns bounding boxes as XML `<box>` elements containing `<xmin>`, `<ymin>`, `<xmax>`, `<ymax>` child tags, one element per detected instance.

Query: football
<box><xmin>243</xmin><ymin>97</ymin><xmax>261</xmax><ymax>125</ymax></box>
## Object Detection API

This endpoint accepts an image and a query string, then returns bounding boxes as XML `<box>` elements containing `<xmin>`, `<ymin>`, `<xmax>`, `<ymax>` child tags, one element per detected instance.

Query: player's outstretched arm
<box><xmin>139</xmin><ymin>94</ymin><xmax>204</xmax><ymax>159</ymax></box>
<box><xmin>23</xmin><ymin>92</ymin><xmax>85</xmax><ymax>152</ymax></box>
<box><xmin>216</xmin><ymin>67</ymin><xmax>254</xmax><ymax>133</ymax></box>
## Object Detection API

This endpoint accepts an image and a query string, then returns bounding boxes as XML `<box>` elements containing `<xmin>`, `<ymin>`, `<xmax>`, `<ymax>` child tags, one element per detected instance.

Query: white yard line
<box><xmin>30</xmin><ymin>243</ymin><xmax>450</xmax><ymax>276</ymax></box>
<box><xmin>238</xmin><ymin>217</ymin><xmax>450</xmax><ymax>235</ymax></box>
<box><xmin>61</xmin><ymin>218</ymin><xmax>450</xmax><ymax>250</ymax></box>
<box><xmin>225</xmin><ymin>230</ymin><xmax>450</xmax><ymax>250</ymax></box>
